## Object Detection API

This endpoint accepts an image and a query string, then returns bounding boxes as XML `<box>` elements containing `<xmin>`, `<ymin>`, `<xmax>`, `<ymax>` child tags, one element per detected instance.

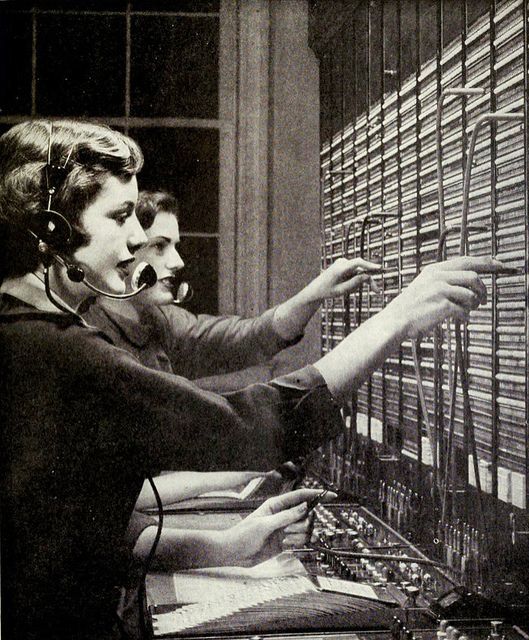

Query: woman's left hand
<box><xmin>304</xmin><ymin>258</ymin><xmax>381</xmax><ymax>301</ymax></box>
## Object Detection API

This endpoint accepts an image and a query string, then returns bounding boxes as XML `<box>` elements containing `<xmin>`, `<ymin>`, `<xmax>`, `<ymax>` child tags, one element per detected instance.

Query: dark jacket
<box><xmin>84</xmin><ymin>300</ymin><xmax>302</xmax><ymax>389</ymax></box>
<box><xmin>0</xmin><ymin>294</ymin><xmax>342</xmax><ymax>639</ymax></box>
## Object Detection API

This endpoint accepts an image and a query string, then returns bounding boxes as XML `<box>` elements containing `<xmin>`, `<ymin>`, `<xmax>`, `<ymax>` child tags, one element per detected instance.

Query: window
<box><xmin>0</xmin><ymin>0</ymin><xmax>225</xmax><ymax>314</ymax></box>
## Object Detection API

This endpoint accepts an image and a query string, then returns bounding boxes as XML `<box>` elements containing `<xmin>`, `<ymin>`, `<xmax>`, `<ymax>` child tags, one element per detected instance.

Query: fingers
<box><xmin>330</xmin><ymin>257</ymin><xmax>382</xmax><ymax>279</ymax></box>
<box><xmin>431</xmin><ymin>256</ymin><xmax>505</xmax><ymax>274</ymax></box>
<box><xmin>334</xmin><ymin>273</ymin><xmax>372</xmax><ymax>295</ymax></box>
<box><xmin>441</xmin><ymin>283</ymin><xmax>483</xmax><ymax>310</ymax></box>
<box><xmin>436</xmin><ymin>274</ymin><xmax>487</xmax><ymax>305</ymax></box>
<box><xmin>282</xmin><ymin>513</ymin><xmax>315</xmax><ymax>549</ymax></box>
<box><xmin>262</xmin><ymin>488</ymin><xmax>337</xmax><ymax>515</ymax></box>
<box><xmin>439</xmin><ymin>300</ymin><xmax>472</xmax><ymax>324</ymax></box>
<box><xmin>346</xmin><ymin>258</ymin><xmax>382</xmax><ymax>274</ymax></box>
<box><xmin>319</xmin><ymin>258</ymin><xmax>382</xmax><ymax>300</ymax></box>
<box><xmin>282</xmin><ymin>532</ymin><xmax>314</xmax><ymax>548</ymax></box>
<box><xmin>284</xmin><ymin>516</ymin><xmax>312</xmax><ymax>534</ymax></box>
<box><xmin>264</xmin><ymin>501</ymin><xmax>310</xmax><ymax>534</ymax></box>
<box><xmin>283</xmin><ymin>509</ymin><xmax>316</xmax><ymax>547</ymax></box>
<box><xmin>334</xmin><ymin>272</ymin><xmax>381</xmax><ymax>296</ymax></box>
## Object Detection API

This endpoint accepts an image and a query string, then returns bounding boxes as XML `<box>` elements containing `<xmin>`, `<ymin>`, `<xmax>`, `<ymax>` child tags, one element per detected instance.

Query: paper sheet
<box><xmin>150</xmin><ymin>553</ymin><xmax>316</xmax><ymax>636</ymax></box>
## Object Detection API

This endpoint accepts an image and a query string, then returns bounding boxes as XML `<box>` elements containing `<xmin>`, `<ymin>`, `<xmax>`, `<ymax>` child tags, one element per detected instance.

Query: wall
<box><xmin>229</xmin><ymin>0</ymin><xmax>321</xmax><ymax>375</ymax></box>
<box><xmin>268</xmin><ymin>0</ymin><xmax>321</xmax><ymax>374</ymax></box>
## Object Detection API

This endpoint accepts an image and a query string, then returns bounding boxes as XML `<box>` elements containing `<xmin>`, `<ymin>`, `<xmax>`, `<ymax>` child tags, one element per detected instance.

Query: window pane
<box><xmin>36</xmin><ymin>14</ymin><xmax>126</xmax><ymax>116</ymax></box>
<box><xmin>130</xmin><ymin>127</ymin><xmax>219</xmax><ymax>234</ymax></box>
<box><xmin>178</xmin><ymin>236</ymin><xmax>218</xmax><ymax>315</ymax></box>
<box><xmin>132</xmin><ymin>0</ymin><xmax>219</xmax><ymax>12</ymax></box>
<box><xmin>131</xmin><ymin>15</ymin><xmax>218</xmax><ymax>118</ymax></box>
<box><xmin>0</xmin><ymin>11</ymin><xmax>32</xmax><ymax>115</ymax></box>
<box><xmin>33</xmin><ymin>1</ymin><xmax>128</xmax><ymax>9</ymax></box>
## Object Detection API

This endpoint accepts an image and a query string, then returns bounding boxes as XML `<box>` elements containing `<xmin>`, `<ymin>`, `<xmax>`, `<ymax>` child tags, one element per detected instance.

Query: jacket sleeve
<box><xmin>158</xmin><ymin>305</ymin><xmax>302</xmax><ymax>379</ymax></box>
<box><xmin>73</xmin><ymin>326</ymin><xmax>343</xmax><ymax>473</ymax></box>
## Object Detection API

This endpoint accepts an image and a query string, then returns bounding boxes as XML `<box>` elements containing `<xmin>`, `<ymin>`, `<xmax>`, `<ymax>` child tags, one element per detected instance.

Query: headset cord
<box><xmin>42</xmin><ymin>266</ymin><xmax>85</xmax><ymax>320</ymax></box>
<box><xmin>138</xmin><ymin>475</ymin><xmax>164</xmax><ymax>640</ymax></box>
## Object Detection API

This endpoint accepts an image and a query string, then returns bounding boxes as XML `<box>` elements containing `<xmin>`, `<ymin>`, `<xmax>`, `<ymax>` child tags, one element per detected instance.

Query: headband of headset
<box><xmin>28</xmin><ymin>123</ymin><xmax>74</xmax><ymax>250</ymax></box>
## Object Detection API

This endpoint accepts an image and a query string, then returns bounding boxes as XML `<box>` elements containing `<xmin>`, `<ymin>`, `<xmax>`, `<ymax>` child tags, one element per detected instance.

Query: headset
<box><xmin>28</xmin><ymin>122</ymin><xmax>157</xmax><ymax>306</ymax></box>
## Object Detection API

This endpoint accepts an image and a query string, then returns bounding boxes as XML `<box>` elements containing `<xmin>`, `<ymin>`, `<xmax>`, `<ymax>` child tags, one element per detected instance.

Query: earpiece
<box><xmin>34</xmin><ymin>122</ymin><xmax>75</xmax><ymax>251</ymax></box>
<box><xmin>29</xmin><ymin>210</ymin><xmax>73</xmax><ymax>250</ymax></box>
<box><xmin>66</xmin><ymin>263</ymin><xmax>85</xmax><ymax>283</ymax></box>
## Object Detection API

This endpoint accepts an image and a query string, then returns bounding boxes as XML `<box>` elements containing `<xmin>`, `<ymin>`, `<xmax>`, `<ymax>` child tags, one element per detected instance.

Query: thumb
<box><xmin>334</xmin><ymin>273</ymin><xmax>371</xmax><ymax>295</ymax></box>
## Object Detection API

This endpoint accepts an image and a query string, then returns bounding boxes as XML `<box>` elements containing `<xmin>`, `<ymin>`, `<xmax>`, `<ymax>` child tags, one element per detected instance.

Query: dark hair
<box><xmin>0</xmin><ymin>119</ymin><xmax>143</xmax><ymax>280</ymax></box>
<box><xmin>136</xmin><ymin>190</ymin><xmax>179</xmax><ymax>230</ymax></box>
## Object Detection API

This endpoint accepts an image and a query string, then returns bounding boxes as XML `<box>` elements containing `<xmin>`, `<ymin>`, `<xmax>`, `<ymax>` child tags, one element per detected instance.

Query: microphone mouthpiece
<box><xmin>174</xmin><ymin>281</ymin><xmax>193</xmax><ymax>304</ymax></box>
<box><xmin>131</xmin><ymin>262</ymin><xmax>157</xmax><ymax>290</ymax></box>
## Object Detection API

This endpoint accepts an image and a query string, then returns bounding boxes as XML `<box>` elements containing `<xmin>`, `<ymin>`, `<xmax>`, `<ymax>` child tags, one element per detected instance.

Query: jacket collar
<box><xmin>97</xmin><ymin>299</ymin><xmax>153</xmax><ymax>348</ymax></box>
<box><xmin>0</xmin><ymin>293</ymin><xmax>84</xmax><ymax>327</ymax></box>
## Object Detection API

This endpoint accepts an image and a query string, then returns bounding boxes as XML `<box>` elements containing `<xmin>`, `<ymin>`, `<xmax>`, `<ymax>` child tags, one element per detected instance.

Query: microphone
<box><xmin>47</xmin><ymin>247</ymin><xmax>157</xmax><ymax>299</ymax></box>
<box><xmin>68</xmin><ymin>260</ymin><xmax>157</xmax><ymax>299</ymax></box>
<box><xmin>131</xmin><ymin>262</ymin><xmax>158</xmax><ymax>290</ymax></box>
<box><xmin>173</xmin><ymin>281</ymin><xmax>193</xmax><ymax>305</ymax></box>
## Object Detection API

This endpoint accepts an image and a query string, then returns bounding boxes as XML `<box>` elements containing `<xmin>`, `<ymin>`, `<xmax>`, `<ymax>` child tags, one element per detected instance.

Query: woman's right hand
<box><xmin>387</xmin><ymin>256</ymin><xmax>505</xmax><ymax>338</ymax></box>
<box><xmin>313</xmin><ymin>255</ymin><xmax>507</xmax><ymax>402</ymax></box>
<box><xmin>219</xmin><ymin>488</ymin><xmax>336</xmax><ymax>567</ymax></box>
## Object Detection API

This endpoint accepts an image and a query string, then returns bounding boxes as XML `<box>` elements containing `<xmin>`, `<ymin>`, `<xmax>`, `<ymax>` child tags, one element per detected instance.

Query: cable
<box><xmin>454</xmin><ymin>324</ymin><xmax>488</xmax><ymax>534</ymax></box>
<box><xmin>43</xmin><ymin>266</ymin><xmax>83</xmax><ymax>318</ymax></box>
<box><xmin>411</xmin><ymin>340</ymin><xmax>440</xmax><ymax>499</ymax></box>
<box><xmin>341</xmin><ymin>219</ymin><xmax>358</xmax><ymax>337</ymax></box>
<box><xmin>435</xmin><ymin>88</ymin><xmax>485</xmax><ymax>236</ymax></box>
<box><xmin>341</xmin><ymin>218</ymin><xmax>358</xmax><ymax>488</ymax></box>
<box><xmin>137</xmin><ymin>475</ymin><xmax>164</xmax><ymax>640</ymax></box>
<box><xmin>311</xmin><ymin>545</ymin><xmax>455</xmax><ymax>571</ymax></box>
<box><xmin>433</xmin><ymin>225</ymin><xmax>488</xmax><ymax>525</ymax></box>
<box><xmin>442</xmin><ymin>110</ymin><xmax>523</xmax><ymax>560</ymax></box>
<box><xmin>440</xmin><ymin>346</ymin><xmax>459</xmax><ymax>528</ymax></box>
<box><xmin>434</xmin><ymin>88</ymin><xmax>486</xmax><ymax>502</ymax></box>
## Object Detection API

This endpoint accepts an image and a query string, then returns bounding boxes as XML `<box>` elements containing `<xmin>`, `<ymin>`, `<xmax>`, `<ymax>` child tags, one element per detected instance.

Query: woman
<box><xmin>86</xmin><ymin>189</ymin><xmax>382</xmax><ymax>388</ymax></box>
<box><xmin>0</xmin><ymin>119</ymin><xmax>501</xmax><ymax>639</ymax></box>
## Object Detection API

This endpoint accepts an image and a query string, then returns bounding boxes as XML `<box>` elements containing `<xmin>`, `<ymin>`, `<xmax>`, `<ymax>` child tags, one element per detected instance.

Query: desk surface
<box><xmin>144</xmin><ymin>508</ymin><xmax>404</xmax><ymax>638</ymax></box>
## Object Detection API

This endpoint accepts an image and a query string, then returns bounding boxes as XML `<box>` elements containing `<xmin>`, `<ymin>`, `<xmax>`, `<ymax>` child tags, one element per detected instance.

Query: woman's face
<box><xmin>73</xmin><ymin>175</ymin><xmax>147</xmax><ymax>295</ymax></box>
<box><xmin>132</xmin><ymin>211</ymin><xmax>185</xmax><ymax>306</ymax></box>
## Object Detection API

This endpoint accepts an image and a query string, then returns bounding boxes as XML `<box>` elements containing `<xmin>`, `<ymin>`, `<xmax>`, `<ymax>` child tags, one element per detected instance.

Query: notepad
<box><xmin>316</xmin><ymin>576</ymin><xmax>399</xmax><ymax>606</ymax></box>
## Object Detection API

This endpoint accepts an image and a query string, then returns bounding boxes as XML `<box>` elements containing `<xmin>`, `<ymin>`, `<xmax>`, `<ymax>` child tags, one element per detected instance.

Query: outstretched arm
<box><xmin>134</xmin><ymin>470</ymin><xmax>265</xmax><ymax>510</ymax></box>
<box><xmin>160</xmin><ymin>258</ymin><xmax>380</xmax><ymax>380</ymax></box>
<box><xmin>314</xmin><ymin>256</ymin><xmax>505</xmax><ymax>402</ymax></box>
